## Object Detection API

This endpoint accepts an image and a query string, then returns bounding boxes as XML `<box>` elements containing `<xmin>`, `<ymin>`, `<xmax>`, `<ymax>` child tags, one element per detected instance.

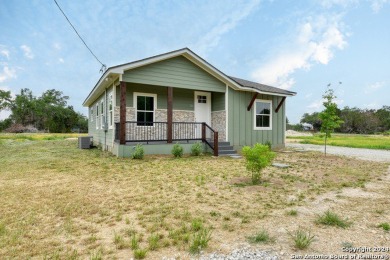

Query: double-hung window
<box><xmin>109</xmin><ymin>94</ymin><xmax>113</xmax><ymax>128</ymax></box>
<box><xmin>96</xmin><ymin>104</ymin><xmax>99</xmax><ymax>129</ymax></box>
<box><xmin>254</xmin><ymin>100</ymin><xmax>272</xmax><ymax>130</ymax></box>
<box><xmin>135</xmin><ymin>93</ymin><xmax>156</xmax><ymax>126</ymax></box>
<box><xmin>90</xmin><ymin>107</ymin><xmax>94</xmax><ymax>122</ymax></box>
<box><xmin>100</xmin><ymin>100</ymin><xmax>104</xmax><ymax>128</ymax></box>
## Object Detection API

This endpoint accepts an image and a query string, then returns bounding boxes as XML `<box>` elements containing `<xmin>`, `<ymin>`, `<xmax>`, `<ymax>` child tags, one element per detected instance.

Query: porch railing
<box><xmin>115</xmin><ymin>121</ymin><xmax>219</xmax><ymax>156</ymax></box>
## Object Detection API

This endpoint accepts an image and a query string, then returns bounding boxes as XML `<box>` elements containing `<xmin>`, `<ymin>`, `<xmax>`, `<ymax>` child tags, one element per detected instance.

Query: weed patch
<box><xmin>316</xmin><ymin>210</ymin><xmax>352</xmax><ymax>228</ymax></box>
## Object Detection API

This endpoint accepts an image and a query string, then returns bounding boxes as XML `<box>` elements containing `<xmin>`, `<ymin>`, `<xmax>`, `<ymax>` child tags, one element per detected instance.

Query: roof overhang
<box><xmin>83</xmin><ymin>48</ymin><xmax>295</xmax><ymax>107</ymax></box>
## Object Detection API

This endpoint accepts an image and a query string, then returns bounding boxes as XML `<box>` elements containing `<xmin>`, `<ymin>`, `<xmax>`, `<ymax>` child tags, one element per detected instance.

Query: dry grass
<box><xmin>0</xmin><ymin>138</ymin><xmax>388</xmax><ymax>259</ymax></box>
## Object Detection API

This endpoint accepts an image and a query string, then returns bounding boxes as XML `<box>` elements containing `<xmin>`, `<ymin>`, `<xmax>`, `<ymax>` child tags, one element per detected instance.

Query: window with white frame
<box><xmin>90</xmin><ymin>107</ymin><xmax>94</xmax><ymax>122</ymax></box>
<box><xmin>100</xmin><ymin>100</ymin><xmax>104</xmax><ymax>128</ymax></box>
<box><xmin>96</xmin><ymin>103</ymin><xmax>99</xmax><ymax>129</ymax></box>
<box><xmin>135</xmin><ymin>93</ymin><xmax>156</xmax><ymax>126</ymax></box>
<box><xmin>254</xmin><ymin>100</ymin><xmax>272</xmax><ymax>130</ymax></box>
<box><xmin>109</xmin><ymin>94</ymin><xmax>113</xmax><ymax>128</ymax></box>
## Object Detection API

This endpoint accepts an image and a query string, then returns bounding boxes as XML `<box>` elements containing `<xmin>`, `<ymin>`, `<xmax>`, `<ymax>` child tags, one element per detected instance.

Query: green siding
<box><xmin>88</xmin><ymin>86</ymin><xmax>114</xmax><ymax>149</ymax></box>
<box><xmin>122</xmin><ymin>56</ymin><xmax>225</xmax><ymax>93</ymax></box>
<box><xmin>227</xmin><ymin>88</ymin><xmax>286</xmax><ymax>149</ymax></box>
<box><xmin>212</xmin><ymin>92</ymin><xmax>225</xmax><ymax>111</ymax></box>
<box><xmin>116</xmin><ymin>83</ymin><xmax>195</xmax><ymax>111</ymax></box>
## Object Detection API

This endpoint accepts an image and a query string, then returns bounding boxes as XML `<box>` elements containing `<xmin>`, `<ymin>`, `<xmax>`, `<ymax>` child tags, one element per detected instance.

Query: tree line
<box><xmin>0</xmin><ymin>88</ymin><xmax>88</xmax><ymax>133</ymax></box>
<box><xmin>289</xmin><ymin>105</ymin><xmax>390</xmax><ymax>134</ymax></box>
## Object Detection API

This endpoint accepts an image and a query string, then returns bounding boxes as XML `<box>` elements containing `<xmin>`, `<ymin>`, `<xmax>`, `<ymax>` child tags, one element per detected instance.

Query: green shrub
<box><xmin>132</xmin><ymin>144</ymin><xmax>144</xmax><ymax>159</ymax></box>
<box><xmin>148</xmin><ymin>234</ymin><xmax>160</xmax><ymax>251</ymax></box>
<box><xmin>286</xmin><ymin>209</ymin><xmax>298</xmax><ymax>216</ymax></box>
<box><xmin>264</xmin><ymin>141</ymin><xmax>272</xmax><ymax>150</ymax></box>
<box><xmin>247</xmin><ymin>229</ymin><xmax>274</xmax><ymax>244</ymax></box>
<box><xmin>113</xmin><ymin>233</ymin><xmax>127</xmax><ymax>249</ymax></box>
<box><xmin>133</xmin><ymin>248</ymin><xmax>147</xmax><ymax>259</ymax></box>
<box><xmin>242</xmin><ymin>143</ymin><xmax>276</xmax><ymax>184</ymax></box>
<box><xmin>191</xmin><ymin>142</ymin><xmax>202</xmax><ymax>156</ymax></box>
<box><xmin>316</xmin><ymin>210</ymin><xmax>352</xmax><ymax>228</ymax></box>
<box><xmin>191</xmin><ymin>218</ymin><xmax>203</xmax><ymax>232</ymax></box>
<box><xmin>131</xmin><ymin>235</ymin><xmax>139</xmax><ymax>250</ymax></box>
<box><xmin>189</xmin><ymin>228</ymin><xmax>212</xmax><ymax>254</ymax></box>
<box><xmin>172</xmin><ymin>143</ymin><xmax>184</xmax><ymax>158</ymax></box>
<box><xmin>378</xmin><ymin>222</ymin><xmax>390</xmax><ymax>231</ymax></box>
<box><xmin>289</xmin><ymin>228</ymin><xmax>315</xmax><ymax>250</ymax></box>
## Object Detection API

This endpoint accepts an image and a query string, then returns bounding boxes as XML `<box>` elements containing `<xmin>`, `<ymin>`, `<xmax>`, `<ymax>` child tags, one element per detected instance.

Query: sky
<box><xmin>0</xmin><ymin>0</ymin><xmax>389</xmax><ymax>123</ymax></box>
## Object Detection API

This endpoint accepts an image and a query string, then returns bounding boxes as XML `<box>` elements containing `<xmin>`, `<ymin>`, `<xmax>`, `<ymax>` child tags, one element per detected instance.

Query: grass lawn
<box><xmin>287</xmin><ymin>133</ymin><xmax>390</xmax><ymax>150</ymax></box>
<box><xmin>0</xmin><ymin>135</ymin><xmax>388</xmax><ymax>259</ymax></box>
<box><xmin>0</xmin><ymin>133</ymin><xmax>87</xmax><ymax>141</ymax></box>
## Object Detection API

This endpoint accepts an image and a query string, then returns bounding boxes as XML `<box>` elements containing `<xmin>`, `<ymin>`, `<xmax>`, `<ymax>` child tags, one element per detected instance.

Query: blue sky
<box><xmin>0</xmin><ymin>0</ymin><xmax>389</xmax><ymax>123</ymax></box>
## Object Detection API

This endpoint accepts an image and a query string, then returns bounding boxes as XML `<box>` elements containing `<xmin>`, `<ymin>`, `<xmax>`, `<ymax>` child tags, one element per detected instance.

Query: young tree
<box><xmin>318</xmin><ymin>88</ymin><xmax>343</xmax><ymax>155</ymax></box>
<box><xmin>242</xmin><ymin>143</ymin><xmax>276</xmax><ymax>184</ymax></box>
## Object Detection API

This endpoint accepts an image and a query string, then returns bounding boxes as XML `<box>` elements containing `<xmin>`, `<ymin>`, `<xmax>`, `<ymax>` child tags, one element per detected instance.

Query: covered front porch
<box><xmin>114</xmin><ymin>81</ymin><xmax>220</xmax><ymax>156</ymax></box>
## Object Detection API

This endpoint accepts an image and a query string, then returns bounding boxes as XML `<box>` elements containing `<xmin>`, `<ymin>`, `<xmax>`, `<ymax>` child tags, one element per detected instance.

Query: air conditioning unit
<box><xmin>78</xmin><ymin>136</ymin><xmax>93</xmax><ymax>149</ymax></box>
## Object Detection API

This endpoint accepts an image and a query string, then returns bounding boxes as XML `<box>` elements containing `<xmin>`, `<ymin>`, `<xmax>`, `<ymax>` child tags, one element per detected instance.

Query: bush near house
<box><xmin>172</xmin><ymin>143</ymin><xmax>184</xmax><ymax>158</ymax></box>
<box><xmin>242</xmin><ymin>143</ymin><xmax>276</xmax><ymax>184</ymax></box>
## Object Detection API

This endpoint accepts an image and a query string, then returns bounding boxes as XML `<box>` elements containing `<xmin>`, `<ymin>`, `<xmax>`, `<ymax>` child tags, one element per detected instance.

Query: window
<box><xmin>109</xmin><ymin>94</ymin><xmax>113</xmax><ymax>128</ymax></box>
<box><xmin>90</xmin><ymin>107</ymin><xmax>94</xmax><ymax>122</ymax></box>
<box><xmin>197</xmin><ymin>95</ymin><xmax>207</xmax><ymax>103</ymax></box>
<box><xmin>135</xmin><ymin>93</ymin><xmax>156</xmax><ymax>126</ymax></box>
<box><xmin>254</xmin><ymin>100</ymin><xmax>272</xmax><ymax>130</ymax></box>
<box><xmin>96</xmin><ymin>104</ymin><xmax>99</xmax><ymax>129</ymax></box>
<box><xmin>101</xmin><ymin>100</ymin><xmax>104</xmax><ymax>128</ymax></box>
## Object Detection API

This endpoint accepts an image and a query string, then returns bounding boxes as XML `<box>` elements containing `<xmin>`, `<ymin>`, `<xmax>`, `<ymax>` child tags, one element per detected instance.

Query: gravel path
<box><xmin>286</xmin><ymin>143</ymin><xmax>390</xmax><ymax>162</ymax></box>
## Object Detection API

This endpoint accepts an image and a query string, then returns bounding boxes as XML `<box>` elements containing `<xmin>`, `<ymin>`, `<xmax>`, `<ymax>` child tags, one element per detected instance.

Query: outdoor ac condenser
<box><xmin>78</xmin><ymin>136</ymin><xmax>93</xmax><ymax>149</ymax></box>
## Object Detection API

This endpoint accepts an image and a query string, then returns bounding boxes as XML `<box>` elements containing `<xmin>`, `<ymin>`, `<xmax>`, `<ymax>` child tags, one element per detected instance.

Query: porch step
<box><xmin>215</xmin><ymin>141</ymin><xmax>240</xmax><ymax>157</ymax></box>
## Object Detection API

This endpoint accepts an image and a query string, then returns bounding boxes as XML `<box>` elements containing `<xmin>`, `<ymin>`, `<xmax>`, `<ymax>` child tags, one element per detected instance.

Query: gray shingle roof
<box><xmin>229</xmin><ymin>76</ymin><xmax>296</xmax><ymax>96</ymax></box>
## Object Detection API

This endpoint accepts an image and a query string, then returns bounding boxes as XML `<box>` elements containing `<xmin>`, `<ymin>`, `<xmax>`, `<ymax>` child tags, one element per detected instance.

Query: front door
<box><xmin>194</xmin><ymin>91</ymin><xmax>211</xmax><ymax>138</ymax></box>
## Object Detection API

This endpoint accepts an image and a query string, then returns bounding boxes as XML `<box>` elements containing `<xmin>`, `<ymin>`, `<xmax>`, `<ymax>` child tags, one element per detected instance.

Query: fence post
<box><xmin>214</xmin><ymin>131</ymin><xmax>218</xmax><ymax>156</ymax></box>
<box><xmin>201</xmin><ymin>123</ymin><xmax>206</xmax><ymax>142</ymax></box>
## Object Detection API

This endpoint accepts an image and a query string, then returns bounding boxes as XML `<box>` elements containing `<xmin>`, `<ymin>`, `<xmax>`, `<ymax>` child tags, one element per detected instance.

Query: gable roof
<box><xmin>83</xmin><ymin>48</ymin><xmax>296</xmax><ymax>106</ymax></box>
<box><xmin>229</xmin><ymin>76</ymin><xmax>296</xmax><ymax>96</ymax></box>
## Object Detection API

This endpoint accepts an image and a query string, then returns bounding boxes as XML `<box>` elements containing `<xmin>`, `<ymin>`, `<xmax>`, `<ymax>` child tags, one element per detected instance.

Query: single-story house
<box><xmin>82</xmin><ymin>48</ymin><xmax>296</xmax><ymax>157</ymax></box>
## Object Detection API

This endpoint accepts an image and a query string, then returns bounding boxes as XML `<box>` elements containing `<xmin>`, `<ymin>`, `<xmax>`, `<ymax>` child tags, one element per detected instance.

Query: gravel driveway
<box><xmin>286</xmin><ymin>143</ymin><xmax>390</xmax><ymax>162</ymax></box>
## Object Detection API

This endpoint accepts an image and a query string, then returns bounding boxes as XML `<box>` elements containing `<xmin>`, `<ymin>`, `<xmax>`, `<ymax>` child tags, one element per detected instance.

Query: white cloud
<box><xmin>59</xmin><ymin>58</ymin><xmax>64</xmax><ymax>63</ymax></box>
<box><xmin>364</xmin><ymin>81</ymin><xmax>385</xmax><ymax>93</ymax></box>
<box><xmin>0</xmin><ymin>66</ymin><xmax>17</xmax><ymax>83</ymax></box>
<box><xmin>194</xmin><ymin>0</ymin><xmax>261</xmax><ymax>56</ymax></box>
<box><xmin>304</xmin><ymin>93</ymin><xmax>313</xmax><ymax>99</ymax></box>
<box><xmin>20</xmin><ymin>45</ymin><xmax>34</xmax><ymax>59</ymax></box>
<box><xmin>0</xmin><ymin>46</ymin><xmax>10</xmax><ymax>60</ymax></box>
<box><xmin>371</xmin><ymin>0</ymin><xmax>389</xmax><ymax>12</ymax></box>
<box><xmin>251</xmin><ymin>14</ymin><xmax>347</xmax><ymax>89</ymax></box>
<box><xmin>53</xmin><ymin>43</ymin><xmax>61</xmax><ymax>50</ymax></box>
<box><xmin>320</xmin><ymin>0</ymin><xmax>358</xmax><ymax>8</ymax></box>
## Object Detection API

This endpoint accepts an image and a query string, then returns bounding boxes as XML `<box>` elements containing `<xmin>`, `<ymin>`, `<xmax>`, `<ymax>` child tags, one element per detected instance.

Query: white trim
<box><xmin>100</xmin><ymin>99</ymin><xmax>105</xmax><ymax>129</ymax></box>
<box><xmin>90</xmin><ymin>106</ymin><xmax>94</xmax><ymax>122</ymax></box>
<box><xmin>108</xmin><ymin>93</ymin><xmax>113</xmax><ymax>129</ymax></box>
<box><xmin>225</xmin><ymin>84</ymin><xmax>229</xmax><ymax>141</ymax></box>
<box><xmin>254</xmin><ymin>99</ymin><xmax>272</xmax><ymax>131</ymax></box>
<box><xmin>134</xmin><ymin>92</ymin><xmax>157</xmax><ymax>126</ymax></box>
<box><xmin>194</xmin><ymin>91</ymin><xmax>211</xmax><ymax>125</ymax></box>
<box><xmin>112</xmin><ymin>82</ymin><xmax>116</xmax><ymax>146</ymax></box>
<box><xmin>96</xmin><ymin>103</ymin><xmax>99</xmax><ymax>129</ymax></box>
